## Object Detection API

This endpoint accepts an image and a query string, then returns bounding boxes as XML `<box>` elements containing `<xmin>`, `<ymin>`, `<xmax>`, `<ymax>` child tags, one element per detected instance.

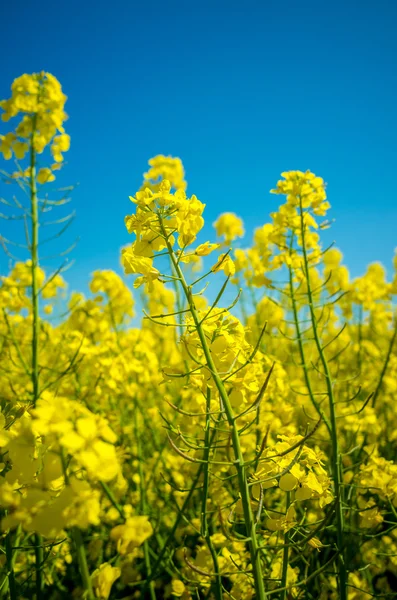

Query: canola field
<box><xmin>0</xmin><ymin>72</ymin><xmax>397</xmax><ymax>599</ymax></box>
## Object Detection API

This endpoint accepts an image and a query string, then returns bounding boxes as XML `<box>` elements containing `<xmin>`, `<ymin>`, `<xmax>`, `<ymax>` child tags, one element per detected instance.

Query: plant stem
<box><xmin>60</xmin><ymin>452</ymin><xmax>94</xmax><ymax>599</ymax></box>
<box><xmin>29</xmin><ymin>116</ymin><xmax>45</xmax><ymax>600</ymax></box>
<box><xmin>298</xmin><ymin>199</ymin><xmax>347</xmax><ymax>600</ymax></box>
<box><xmin>72</xmin><ymin>528</ymin><xmax>94</xmax><ymax>600</ymax></box>
<box><xmin>201</xmin><ymin>389</ymin><xmax>212</xmax><ymax>540</ymax></box>
<box><xmin>357</xmin><ymin>305</ymin><xmax>363</xmax><ymax>372</ymax></box>
<box><xmin>5</xmin><ymin>530</ymin><xmax>17</xmax><ymax>600</ymax></box>
<box><xmin>279</xmin><ymin>492</ymin><xmax>290</xmax><ymax>600</ymax></box>
<box><xmin>134</xmin><ymin>408</ymin><xmax>156</xmax><ymax>600</ymax></box>
<box><xmin>30</xmin><ymin>117</ymin><xmax>40</xmax><ymax>408</ymax></box>
<box><xmin>100</xmin><ymin>482</ymin><xmax>124</xmax><ymax>519</ymax></box>
<box><xmin>202</xmin><ymin>388</ymin><xmax>223</xmax><ymax>600</ymax></box>
<box><xmin>144</xmin><ymin>419</ymin><xmax>221</xmax><ymax>595</ymax></box>
<box><xmin>34</xmin><ymin>538</ymin><xmax>44</xmax><ymax>600</ymax></box>
<box><xmin>287</xmin><ymin>243</ymin><xmax>331</xmax><ymax>435</ymax></box>
<box><xmin>372</xmin><ymin>317</ymin><xmax>397</xmax><ymax>408</ymax></box>
<box><xmin>161</xmin><ymin>219</ymin><xmax>267</xmax><ymax>600</ymax></box>
<box><xmin>146</xmin><ymin>461</ymin><xmax>203</xmax><ymax>587</ymax></box>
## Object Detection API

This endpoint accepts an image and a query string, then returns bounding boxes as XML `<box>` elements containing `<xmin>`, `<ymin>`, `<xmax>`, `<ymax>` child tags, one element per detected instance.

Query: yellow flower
<box><xmin>143</xmin><ymin>155</ymin><xmax>186</xmax><ymax>191</ymax></box>
<box><xmin>51</xmin><ymin>133</ymin><xmax>70</xmax><ymax>163</ymax></box>
<box><xmin>0</xmin><ymin>133</ymin><xmax>16</xmax><ymax>159</ymax></box>
<box><xmin>1</xmin><ymin>73</ymin><xmax>69</xmax><ymax>158</ymax></box>
<box><xmin>279</xmin><ymin>472</ymin><xmax>298</xmax><ymax>492</ymax></box>
<box><xmin>211</xmin><ymin>253</ymin><xmax>236</xmax><ymax>276</ymax></box>
<box><xmin>12</xmin><ymin>140</ymin><xmax>29</xmax><ymax>159</ymax></box>
<box><xmin>176</xmin><ymin>194</ymin><xmax>206</xmax><ymax>248</ymax></box>
<box><xmin>91</xmin><ymin>563</ymin><xmax>121</xmax><ymax>599</ymax></box>
<box><xmin>195</xmin><ymin>242</ymin><xmax>219</xmax><ymax>256</ymax></box>
<box><xmin>271</xmin><ymin>170</ymin><xmax>328</xmax><ymax>212</ymax></box>
<box><xmin>213</xmin><ymin>212</ymin><xmax>244</xmax><ymax>243</ymax></box>
<box><xmin>121</xmin><ymin>247</ymin><xmax>160</xmax><ymax>289</ymax></box>
<box><xmin>110</xmin><ymin>516</ymin><xmax>153</xmax><ymax>554</ymax></box>
<box><xmin>171</xmin><ymin>579</ymin><xmax>186</xmax><ymax>597</ymax></box>
<box><xmin>37</xmin><ymin>167</ymin><xmax>55</xmax><ymax>184</ymax></box>
<box><xmin>307</xmin><ymin>537</ymin><xmax>325</xmax><ymax>551</ymax></box>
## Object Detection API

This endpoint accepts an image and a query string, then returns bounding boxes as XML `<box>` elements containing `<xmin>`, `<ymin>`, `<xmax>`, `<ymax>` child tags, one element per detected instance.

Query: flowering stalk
<box><xmin>288</xmin><ymin>262</ymin><xmax>331</xmax><ymax>435</ymax></box>
<box><xmin>160</xmin><ymin>219</ymin><xmax>268</xmax><ymax>600</ymax></box>
<box><xmin>143</xmin><ymin>405</ymin><xmax>221</xmax><ymax>593</ymax></box>
<box><xmin>145</xmin><ymin>460</ymin><xmax>203</xmax><ymax>589</ymax></box>
<box><xmin>372</xmin><ymin>317</ymin><xmax>397</xmax><ymax>408</ymax></box>
<box><xmin>298</xmin><ymin>197</ymin><xmax>347</xmax><ymax>600</ymax></box>
<box><xmin>60</xmin><ymin>451</ymin><xmax>94</xmax><ymax>599</ymax></box>
<box><xmin>0</xmin><ymin>72</ymin><xmax>74</xmax><ymax>599</ymax></box>
<box><xmin>4</xmin><ymin>525</ymin><xmax>17</xmax><ymax>600</ymax></box>
<box><xmin>28</xmin><ymin>117</ymin><xmax>45</xmax><ymax>600</ymax></box>
<box><xmin>201</xmin><ymin>388</ymin><xmax>223</xmax><ymax>600</ymax></box>
<box><xmin>30</xmin><ymin>116</ymin><xmax>40</xmax><ymax>408</ymax></box>
<box><xmin>72</xmin><ymin>528</ymin><xmax>95</xmax><ymax>600</ymax></box>
<box><xmin>134</xmin><ymin>408</ymin><xmax>156</xmax><ymax>600</ymax></box>
<box><xmin>279</xmin><ymin>492</ymin><xmax>290</xmax><ymax>600</ymax></box>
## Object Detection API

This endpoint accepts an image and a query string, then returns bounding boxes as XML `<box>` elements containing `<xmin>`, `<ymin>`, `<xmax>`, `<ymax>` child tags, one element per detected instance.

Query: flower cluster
<box><xmin>0</xmin><ymin>71</ymin><xmax>69</xmax><ymax>182</ymax></box>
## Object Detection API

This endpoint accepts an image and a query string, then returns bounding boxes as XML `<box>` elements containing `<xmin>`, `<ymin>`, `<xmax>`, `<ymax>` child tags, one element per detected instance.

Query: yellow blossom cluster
<box><xmin>0</xmin><ymin>72</ymin><xmax>69</xmax><ymax>182</ymax></box>
<box><xmin>142</xmin><ymin>154</ymin><xmax>187</xmax><ymax>191</ymax></box>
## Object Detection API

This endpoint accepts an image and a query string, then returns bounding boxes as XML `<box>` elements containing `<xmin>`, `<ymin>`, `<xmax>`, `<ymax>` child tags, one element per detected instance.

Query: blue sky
<box><xmin>1</xmin><ymin>0</ymin><xmax>396</xmax><ymax>295</ymax></box>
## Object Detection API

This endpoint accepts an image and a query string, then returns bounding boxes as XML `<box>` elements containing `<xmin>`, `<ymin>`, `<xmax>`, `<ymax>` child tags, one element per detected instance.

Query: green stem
<box><xmin>202</xmin><ymin>388</ymin><xmax>223</xmax><ymax>600</ymax></box>
<box><xmin>34</xmin><ymin>537</ymin><xmax>44</xmax><ymax>599</ymax></box>
<box><xmin>144</xmin><ymin>420</ymin><xmax>221</xmax><ymax>594</ymax></box>
<box><xmin>372</xmin><ymin>317</ymin><xmax>397</xmax><ymax>408</ymax></box>
<box><xmin>134</xmin><ymin>408</ymin><xmax>156</xmax><ymax>600</ymax></box>
<box><xmin>279</xmin><ymin>492</ymin><xmax>290</xmax><ymax>600</ymax></box>
<box><xmin>201</xmin><ymin>388</ymin><xmax>212</xmax><ymax>539</ymax></box>
<box><xmin>146</xmin><ymin>461</ymin><xmax>203</xmax><ymax>587</ymax></box>
<box><xmin>72</xmin><ymin>528</ymin><xmax>94</xmax><ymax>600</ymax></box>
<box><xmin>287</xmin><ymin>245</ymin><xmax>331</xmax><ymax>435</ymax></box>
<box><xmin>5</xmin><ymin>530</ymin><xmax>17</xmax><ymax>600</ymax></box>
<box><xmin>357</xmin><ymin>305</ymin><xmax>363</xmax><ymax>372</ymax></box>
<box><xmin>206</xmin><ymin>535</ymin><xmax>223</xmax><ymax>600</ymax></box>
<box><xmin>236</xmin><ymin>276</ymin><xmax>249</xmax><ymax>326</ymax></box>
<box><xmin>30</xmin><ymin>118</ymin><xmax>40</xmax><ymax>408</ymax></box>
<box><xmin>60</xmin><ymin>452</ymin><xmax>93</xmax><ymax>598</ymax></box>
<box><xmin>298</xmin><ymin>199</ymin><xmax>347</xmax><ymax>600</ymax></box>
<box><xmin>100</xmin><ymin>482</ymin><xmax>124</xmax><ymax>519</ymax></box>
<box><xmin>29</xmin><ymin>116</ymin><xmax>45</xmax><ymax>600</ymax></box>
<box><xmin>171</xmin><ymin>262</ymin><xmax>186</xmax><ymax>341</ymax></box>
<box><xmin>160</xmin><ymin>218</ymin><xmax>267</xmax><ymax>600</ymax></box>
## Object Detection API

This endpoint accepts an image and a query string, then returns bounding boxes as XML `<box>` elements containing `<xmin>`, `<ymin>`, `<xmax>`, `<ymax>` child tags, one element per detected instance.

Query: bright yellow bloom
<box><xmin>91</xmin><ymin>563</ymin><xmax>121</xmax><ymax>599</ymax></box>
<box><xmin>211</xmin><ymin>253</ymin><xmax>236</xmax><ymax>276</ymax></box>
<box><xmin>171</xmin><ymin>579</ymin><xmax>186</xmax><ymax>597</ymax></box>
<box><xmin>271</xmin><ymin>170</ymin><xmax>328</xmax><ymax>212</ymax></box>
<box><xmin>0</xmin><ymin>72</ymin><xmax>69</xmax><ymax>182</ymax></box>
<box><xmin>176</xmin><ymin>194</ymin><xmax>206</xmax><ymax>247</ymax></box>
<box><xmin>51</xmin><ymin>133</ymin><xmax>70</xmax><ymax>162</ymax></box>
<box><xmin>195</xmin><ymin>242</ymin><xmax>220</xmax><ymax>256</ymax></box>
<box><xmin>213</xmin><ymin>212</ymin><xmax>244</xmax><ymax>243</ymax></box>
<box><xmin>121</xmin><ymin>246</ymin><xmax>161</xmax><ymax>289</ymax></box>
<box><xmin>143</xmin><ymin>155</ymin><xmax>186</xmax><ymax>191</ymax></box>
<box><xmin>37</xmin><ymin>167</ymin><xmax>55</xmax><ymax>184</ymax></box>
<box><xmin>110</xmin><ymin>516</ymin><xmax>153</xmax><ymax>554</ymax></box>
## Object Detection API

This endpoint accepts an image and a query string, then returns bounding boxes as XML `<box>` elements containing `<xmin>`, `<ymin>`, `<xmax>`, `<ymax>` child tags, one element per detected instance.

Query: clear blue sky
<box><xmin>1</xmin><ymin>0</ymin><xmax>396</xmax><ymax>294</ymax></box>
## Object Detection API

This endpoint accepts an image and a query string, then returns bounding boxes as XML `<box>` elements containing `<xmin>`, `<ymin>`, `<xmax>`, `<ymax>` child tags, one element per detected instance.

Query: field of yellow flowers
<box><xmin>0</xmin><ymin>72</ymin><xmax>396</xmax><ymax>600</ymax></box>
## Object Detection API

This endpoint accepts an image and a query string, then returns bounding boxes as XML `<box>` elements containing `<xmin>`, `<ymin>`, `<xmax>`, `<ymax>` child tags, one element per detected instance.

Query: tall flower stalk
<box><xmin>163</xmin><ymin>226</ymin><xmax>267</xmax><ymax>600</ymax></box>
<box><xmin>122</xmin><ymin>180</ymin><xmax>272</xmax><ymax>598</ymax></box>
